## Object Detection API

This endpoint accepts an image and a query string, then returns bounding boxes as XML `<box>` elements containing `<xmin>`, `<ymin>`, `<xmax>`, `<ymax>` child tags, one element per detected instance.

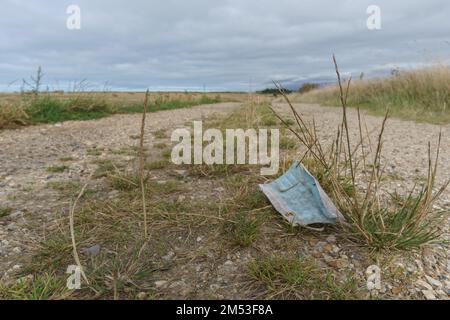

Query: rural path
<box><xmin>0</xmin><ymin>102</ymin><xmax>241</xmax><ymax>279</ymax></box>
<box><xmin>0</xmin><ymin>101</ymin><xmax>449</xmax><ymax>299</ymax></box>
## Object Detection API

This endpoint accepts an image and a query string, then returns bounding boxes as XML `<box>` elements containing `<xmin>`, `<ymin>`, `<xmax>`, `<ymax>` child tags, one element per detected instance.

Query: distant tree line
<box><xmin>257</xmin><ymin>82</ymin><xmax>320</xmax><ymax>96</ymax></box>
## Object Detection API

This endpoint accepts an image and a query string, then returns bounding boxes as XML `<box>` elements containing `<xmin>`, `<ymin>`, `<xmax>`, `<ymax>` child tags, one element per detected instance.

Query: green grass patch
<box><xmin>248</xmin><ymin>256</ymin><xmax>360</xmax><ymax>299</ymax></box>
<box><xmin>0</xmin><ymin>207</ymin><xmax>12</xmax><ymax>218</ymax></box>
<box><xmin>223</xmin><ymin>212</ymin><xmax>261</xmax><ymax>247</ymax></box>
<box><xmin>46</xmin><ymin>165</ymin><xmax>69</xmax><ymax>173</ymax></box>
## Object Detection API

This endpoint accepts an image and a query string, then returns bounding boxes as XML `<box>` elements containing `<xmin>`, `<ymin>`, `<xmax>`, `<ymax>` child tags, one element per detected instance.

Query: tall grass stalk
<box><xmin>270</xmin><ymin>56</ymin><xmax>449</xmax><ymax>250</ymax></box>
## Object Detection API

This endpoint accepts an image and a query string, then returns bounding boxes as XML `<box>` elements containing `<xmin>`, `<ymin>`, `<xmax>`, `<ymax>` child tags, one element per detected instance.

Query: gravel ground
<box><xmin>0</xmin><ymin>101</ymin><xmax>448</xmax><ymax>299</ymax></box>
<box><xmin>0</xmin><ymin>102</ymin><xmax>240</xmax><ymax>280</ymax></box>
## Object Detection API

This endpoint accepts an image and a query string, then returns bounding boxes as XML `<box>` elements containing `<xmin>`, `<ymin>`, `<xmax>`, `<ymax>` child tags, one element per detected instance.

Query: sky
<box><xmin>1</xmin><ymin>0</ymin><xmax>449</xmax><ymax>92</ymax></box>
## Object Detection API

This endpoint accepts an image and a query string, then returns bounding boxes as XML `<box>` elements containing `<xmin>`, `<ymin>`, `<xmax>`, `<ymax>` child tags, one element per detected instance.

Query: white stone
<box><xmin>422</xmin><ymin>290</ymin><xmax>437</xmax><ymax>300</ymax></box>
<box><xmin>425</xmin><ymin>275</ymin><xmax>443</xmax><ymax>289</ymax></box>
<box><xmin>416</xmin><ymin>279</ymin><xmax>433</xmax><ymax>291</ymax></box>
<box><xmin>154</xmin><ymin>280</ymin><xmax>168</xmax><ymax>288</ymax></box>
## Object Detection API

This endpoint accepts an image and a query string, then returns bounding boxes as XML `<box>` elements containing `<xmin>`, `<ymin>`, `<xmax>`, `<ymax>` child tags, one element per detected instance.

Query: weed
<box><xmin>223</xmin><ymin>212</ymin><xmax>261</xmax><ymax>247</ymax></box>
<box><xmin>269</xmin><ymin>56</ymin><xmax>449</xmax><ymax>250</ymax></box>
<box><xmin>153</xmin><ymin>129</ymin><xmax>167</xmax><ymax>139</ymax></box>
<box><xmin>59</xmin><ymin>156</ymin><xmax>75</xmax><ymax>162</ymax></box>
<box><xmin>145</xmin><ymin>160</ymin><xmax>169</xmax><ymax>170</ymax></box>
<box><xmin>87</xmin><ymin>148</ymin><xmax>103</xmax><ymax>156</ymax></box>
<box><xmin>47</xmin><ymin>165</ymin><xmax>69</xmax><ymax>173</ymax></box>
<box><xmin>248</xmin><ymin>255</ymin><xmax>360</xmax><ymax>299</ymax></box>
<box><xmin>0</xmin><ymin>207</ymin><xmax>12</xmax><ymax>218</ymax></box>
<box><xmin>0</xmin><ymin>273</ymin><xmax>70</xmax><ymax>300</ymax></box>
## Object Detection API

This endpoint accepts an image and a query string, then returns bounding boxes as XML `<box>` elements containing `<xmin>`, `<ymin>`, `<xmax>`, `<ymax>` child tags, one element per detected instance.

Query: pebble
<box><xmin>136</xmin><ymin>292</ymin><xmax>147</xmax><ymax>300</ymax></box>
<box><xmin>82</xmin><ymin>244</ymin><xmax>101</xmax><ymax>256</ymax></box>
<box><xmin>425</xmin><ymin>275</ymin><xmax>443</xmax><ymax>289</ymax></box>
<box><xmin>154</xmin><ymin>280</ymin><xmax>168</xmax><ymax>289</ymax></box>
<box><xmin>421</xmin><ymin>290</ymin><xmax>437</xmax><ymax>300</ymax></box>
<box><xmin>416</xmin><ymin>279</ymin><xmax>433</xmax><ymax>291</ymax></box>
<box><xmin>12</xmin><ymin>247</ymin><xmax>21</xmax><ymax>254</ymax></box>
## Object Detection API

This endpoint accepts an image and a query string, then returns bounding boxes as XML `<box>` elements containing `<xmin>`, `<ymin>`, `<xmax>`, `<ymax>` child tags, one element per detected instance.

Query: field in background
<box><xmin>0</xmin><ymin>91</ymin><xmax>250</xmax><ymax>129</ymax></box>
<box><xmin>290</xmin><ymin>66</ymin><xmax>450</xmax><ymax>124</ymax></box>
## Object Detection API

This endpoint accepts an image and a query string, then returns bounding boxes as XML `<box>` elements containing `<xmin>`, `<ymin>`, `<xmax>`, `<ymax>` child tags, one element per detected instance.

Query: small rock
<box><xmin>12</xmin><ymin>247</ymin><xmax>21</xmax><ymax>254</ymax></box>
<box><xmin>323</xmin><ymin>244</ymin><xmax>333</xmax><ymax>253</ymax></box>
<box><xmin>416</xmin><ymin>279</ymin><xmax>433</xmax><ymax>291</ymax></box>
<box><xmin>16</xmin><ymin>274</ymin><xmax>33</xmax><ymax>284</ymax></box>
<box><xmin>435</xmin><ymin>289</ymin><xmax>449</xmax><ymax>299</ymax></box>
<box><xmin>169</xmin><ymin>280</ymin><xmax>185</xmax><ymax>289</ymax></box>
<box><xmin>82</xmin><ymin>244</ymin><xmax>101</xmax><ymax>255</ymax></box>
<box><xmin>326</xmin><ymin>235</ymin><xmax>336</xmax><ymax>243</ymax></box>
<box><xmin>9</xmin><ymin>211</ymin><xmax>24</xmax><ymax>219</ymax></box>
<box><xmin>421</xmin><ymin>290</ymin><xmax>437</xmax><ymax>300</ymax></box>
<box><xmin>425</xmin><ymin>275</ymin><xmax>443</xmax><ymax>289</ymax></box>
<box><xmin>391</xmin><ymin>286</ymin><xmax>402</xmax><ymax>295</ymax></box>
<box><xmin>162</xmin><ymin>251</ymin><xmax>175</xmax><ymax>261</ymax></box>
<box><xmin>136</xmin><ymin>292</ymin><xmax>147</xmax><ymax>300</ymax></box>
<box><xmin>154</xmin><ymin>280</ymin><xmax>168</xmax><ymax>289</ymax></box>
<box><xmin>173</xmin><ymin>170</ymin><xmax>187</xmax><ymax>176</ymax></box>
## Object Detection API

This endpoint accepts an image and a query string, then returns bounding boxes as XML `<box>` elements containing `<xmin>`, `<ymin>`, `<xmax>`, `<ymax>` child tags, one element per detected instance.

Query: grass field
<box><xmin>291</xmin><ymin>66</ymin><xmax>450</xmax><ymax>124</ymax></box>
<box><xmin>0</xmin><ymin>91</ymin><xmax>248</xmax><ymax>129</ymax></box>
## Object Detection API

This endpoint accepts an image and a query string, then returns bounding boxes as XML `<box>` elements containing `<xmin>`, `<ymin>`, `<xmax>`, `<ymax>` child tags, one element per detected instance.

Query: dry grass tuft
<box><xmin>269</xmin><ymin>56</ymin><xmax>449</xmax><ymax>250</ymax></box>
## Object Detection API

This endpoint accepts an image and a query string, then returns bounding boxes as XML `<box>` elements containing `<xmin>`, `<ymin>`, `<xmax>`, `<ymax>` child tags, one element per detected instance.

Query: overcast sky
<box><xmin>1</xmin><ymin>0</ymin><xmax>449</xmax><ymax>92</ymax></box>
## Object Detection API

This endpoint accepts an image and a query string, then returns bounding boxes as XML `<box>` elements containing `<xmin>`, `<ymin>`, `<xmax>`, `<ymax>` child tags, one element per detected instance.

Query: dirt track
<box><xmin>0</xmin><ymin>102</ymin><xmax>241</xmax><ymax>278</ymax></box>
<box><xmin>0</xmin><ymin>101</ymin><xmax>449</xmax><ymax>299</ymax></box>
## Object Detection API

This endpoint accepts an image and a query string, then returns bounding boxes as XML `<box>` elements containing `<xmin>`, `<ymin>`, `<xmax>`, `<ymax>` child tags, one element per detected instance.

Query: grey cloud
<box><xmin>0</xmin><ymin>0</ymin><xmax>449</xmax><ymax>91</ymax></box>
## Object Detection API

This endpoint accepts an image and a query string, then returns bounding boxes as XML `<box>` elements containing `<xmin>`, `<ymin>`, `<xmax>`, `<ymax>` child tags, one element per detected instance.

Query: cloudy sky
<box><xmin>1</xmin><ymin>0</ymin><xmax>449</xmax><ymax>91</ymax></box>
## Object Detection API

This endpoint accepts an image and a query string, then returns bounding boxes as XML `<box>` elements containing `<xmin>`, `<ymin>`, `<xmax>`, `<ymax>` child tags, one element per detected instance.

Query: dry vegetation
<box><xmin>292</xmin><ymin>65</ymin><xmax>450</xmax><ymax>124</ymax></box>
<box><xmin>270</xmin><ymin>57</ymin><xmax>449</xmax><ymax>250</ymax></box>
<box><xmin>0</xmin><ymin>91</ymin><xmax>247</xmax><ymax>129</ymax></box>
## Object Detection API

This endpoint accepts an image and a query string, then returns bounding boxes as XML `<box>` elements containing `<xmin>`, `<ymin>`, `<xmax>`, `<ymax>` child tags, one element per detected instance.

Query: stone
<box><xmin>154</xmin><ymin>280</ymin><xmax>168</xmax><ymax>289</ymax></box>
<box><xmin>421</xmin><ymin>290</ymin><xmax>437</xmax><ymax>300</ymax></box>
<box><xmin>326</xmin><ymin>235</ymin><xmax>336</xmax><ymax>243</ymax></box>
<box><xmin>391</xmin><ymin>286</ymin><xmax>402</xmax><ymax>295</ymax></box>
<box><xmin>82</xmin><ymin>244</ymin><xmax>101</xmax><ymax>255</ymax></box>
<box><xmin>425</xmin><ymin>275</ymin><xmax>443</xmax><ymax>289</ymax></box>
<box><xmin>12</xmin><ymin>247</ymin><xmax>21</xmax><ymax>254</ymax></box>
<box><xmin>173</xmin><ymin>170</ymin><xmax>187</xmax><ymax>176</ymax></box>
<box><xmin>416</xmin><ymin>280</ymin><xmax>433</xmax><ymax>291</ymax></box>
<box><xmin>162</xmin><ymin>251</ymin><xmax>175</xmax><ymax>261</ymax></box>
<box><xmin>136</xmin><ymin>292</ymin><xmax>147</xmax><ymax>300</ymax></box>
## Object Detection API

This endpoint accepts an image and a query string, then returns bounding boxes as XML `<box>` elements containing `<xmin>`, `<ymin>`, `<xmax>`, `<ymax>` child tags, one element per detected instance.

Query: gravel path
<box><xmin>0</xmin><ymin>101</ymin><xmax>448</xmax><ymax>299</ymax></box>
<box><xmin>0</xmin><ymin>102</ymin><xmax>241</xmax><ymax>279</ymax></box>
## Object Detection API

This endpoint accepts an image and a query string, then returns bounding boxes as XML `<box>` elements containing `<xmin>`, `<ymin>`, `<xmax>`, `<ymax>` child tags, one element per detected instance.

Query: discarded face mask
<box><xmin>259</xmin><ymin>161</ymin><xmax>345</xmax><ymax>226</ymax></box>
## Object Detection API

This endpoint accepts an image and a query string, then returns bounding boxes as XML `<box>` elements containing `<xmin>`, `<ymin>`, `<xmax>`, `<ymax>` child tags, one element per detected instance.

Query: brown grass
<box><xmin>292</xmin><ymin>65</ymin><xmax>450</xmax><ymax>123</ymax></box>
